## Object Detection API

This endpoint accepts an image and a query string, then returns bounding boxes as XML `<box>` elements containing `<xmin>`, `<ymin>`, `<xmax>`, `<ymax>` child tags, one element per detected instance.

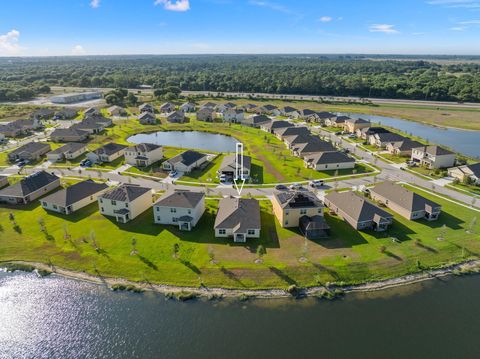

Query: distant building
<box><xmin>180</xmin><ymin>102</ymin><xmax>196</xmax><ymax>113</ymax></box>
<box><xmin>242</xmin><ymin>114</ymin><xmax>270</xmax><ymax>128</ymax></box>
<box><xmin>54</xmin><ymin>108</ymin><xmax>79</xmax><ymax>120</ymax></box>
<box><xmin>304</xmin><ymin>151</ymin><xmax>355</xmax><ymax>171</ymax></box>
<box><xmin>86</xmin><ymin>143</ymin><xmax>127</xmax><ymax>164</ymax></box>
<box><xmin>223</xmin><ymin>109</ymin><xmax>244</xmax><ymax>123</ymax></box>
<box><xmin>138</xmin><ymin>112</ymin><xmax>157</xmax><ymax>125</ymax></box>
<box><xmin>196</xmin><ymin>107</ymin><xmax>215</xmax><ymax>122</ymax></box>
<box><xmin>162</xmin><ymin>150</ymin><xmax>208</xmax><ymax>173</ymax></box>
<box><xmin>448</xmin><ymin>163</ymin><xmax>480</xmax><ymax>185</ymax></box>
<box><xmin>166</xmin><ymin>110</ymin><xmax>187</xmax><ymax>123</ymax></box>
<box><xmin>50</xmin><ymin>92</ymin><xmax>102</xmax><ymax>104</ymax></box>
<box><xmin>386</xmin><ymin>140</ymin><xmax>423</xmax><ymax>157</ymax></box>
<box><xmin>343</xmin><ymin>118</ymin><xmax>371</xmax><ymax>133</ymax></box>
<box><xmin>125</xmin><ymin>143</ymin><xmax>163</xmax><ymax>167</ymax></box>
<box><xmin>107</xmin><ymin>105</ymin><xmax>127</xmax><ymax>117</ymax></box>
<box><xmin>139</xmin><ymin>103</ymin><xmax>155</xmax><ymax>113</ymax></box>
<box><xmin>8</xmin><ymin>142</ymin><xmax>51</xmax><ymax>162</ymax></box>
<box><xmin>50</xmin><ymin>128</ymin><xmax>89</xmax><ymax>142</ymax></box>
<box><xmin>260</xmin><ymin>120</ymin><xmax>292</xmax><ymax>133</ymax></box>
<box><xmin>46</xmin><ymin>143</ymin><xmax>87</xmax><ymax>162</ymax></box>
<box><xmin>159</xmin><ymin>102</ymin><xmax>176</xmax><ymax>113</ymax></box>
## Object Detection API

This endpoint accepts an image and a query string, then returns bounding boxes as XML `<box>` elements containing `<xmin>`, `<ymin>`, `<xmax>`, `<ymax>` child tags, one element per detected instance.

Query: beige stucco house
<box><xmin>411</xmin><ymin>145</ymin><xmax>456</xmax><ymax>169</ymax></box>
<box><xmin>125</xmin><ymin>143</ymin><xmax>163</xmax><ymax>167</ymax></box>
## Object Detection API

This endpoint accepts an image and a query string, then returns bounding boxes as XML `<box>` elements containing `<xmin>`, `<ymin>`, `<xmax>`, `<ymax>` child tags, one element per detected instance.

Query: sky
<box><xmin>1</xmin><ymin>0</ymin><xmax>480</xmax><ymax>56</ymax></box>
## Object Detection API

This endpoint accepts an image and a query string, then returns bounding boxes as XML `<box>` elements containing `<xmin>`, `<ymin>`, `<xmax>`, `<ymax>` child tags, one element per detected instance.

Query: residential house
<box><xmin>0</xmin><ymin>175</ymin><xmax>9</xmax><ymax>188</ymax></box>
<box><xmin>0</xmin><ymin>124</ymin><xmax>25</xmax><ymax>138</ymax></box>
<box><xmin>31</xmin><ymin>108</ymin><xmax>55</xmax><ymax>120</ymax></box>
<box><xmin>311</xmin><ymin>111</ymin><xmax>336</xmax><ymax>124</ymax></box>
<box><xmin>216</xmin><ymin>102</ymin><xmax>237</xmax><ymax>114</ymax></box>
<box><xmin>50</xmin><ymin>128</ymin><xmax>89</xmax><ymax>142</ymax></box>
<box><xmin>41</xmin><ymin>180</ymin><xmax>109</xmax><ymax>215</ymax></box>
<box><xmin>107</xmin><ymin>105</ymin><xmax>127</xmax><ymax>117</ymax></box>
<box><xmin>304</xmin><ymin>151</ymin><xmax>355</xmax><ymax>171</ymax></box>
<box><xmin>84</xmin><ymin>107</ymin><xmax>100</xmax><ymax>117</ymax></box>
<box><xmin>356</xmin><ymin>127</ymin><xmax>390</xmax><ymax>140</ymax></box>
<box><xmin>411</xmin><ymin>145</ymin><xmax>456</xmax><ymax>169</ymax></box>
<box><xmin>139</xmin><ymin>103</ymin><xmax>155</xmax><ymax>113</ymax></box>
<box><xmin>159</xmin><ymin>102</ymin><xmax>176</xmax><ymax>113</ymax></box>
<box><xmin>256</xmin><ymin>104</ymin><xmax>278</xmax><ymax>115</ymax></box>
<box><xmin>448</xmin><ymin>163</ymin><xmax>480</xmax><ymax>185</ymax></box>
<box><xmin>369</xmin><ymin>132</ymin><xmax>406</xmax><ymax>148</ymax></box>
<box><xmin>196</xmin><ymin>107</ymin><xmax>215</xmax><ymax>122</ymax></box>
<box><xmin>46</xmin><ymin>143</ymin><xmax>87</xmax><ymax>162</ymax></box>
<box><xmin>98</xmin><ymin>184</ymin><xmax>153</xmax><ymax>223</ymax></box>
<box><xmin>125</xmin><ymin>143</ymin><xmax>163</xmax><ymax>167</ymax></box>
<box><xmin>214</xmin><ymin>197</ymin><xmax>261</xmax><ymax>243</ymax></box>
<box><xmin>260</xmin><ymin>120</ymin><xmax>292</xmax><ymax>133</ymax></box>
<box><xmin>162</xmin><ymin>150</ymin><xmax>208</xmax><ymax>173</ymax></box>
<box><xmin>292</xmin><ymin>139</ymin><xmax>336</xmax><ymax>157</ymax></box>
<box><xmin>54</xmin><ymin>108</ymin><xmax>78</xmax><ymax>120</ymax></box>
<box><xmin>138</xmin><ymin>112</ymin><xmax>157</xmax><ymax>125</ymax></box>
<box><xmin>86</xmin><ymin>143</ymin><xmax>127</xmax><ymax>164</ymax></box>
<box><xmin>343</xmin><ymin>118</ymin><xmax>371</xmax><ymax>133</ymax></box>
<box><xmin>242</xmin><ymin>114</ymin><xmax>270</xmax><ymax>127</ymax></box>
<box><xmin>166</xmin><ymin>110</ymin><xmax>187</xmax><ymax>123</ymax></box>
<box><xmin>153</xmin><ymin>190</ymin><xmax>206</xmax><ymax>231</ymax></box>
<box><xmin>325</xmin><ymin>115</ymin><xmax>350</xmax><ymax>127</ymax></box>
<box><xmin>71</xmin><ymin>116</ymin><xmax>112</xmax><ymax>134</ymax></box>
<box><xmin>0</xmin><ymin>118</ymin><xmax>43</xmax><ymax>138</ymax></box>
<box><xmin>218</xmin><ymin>154</ymin><xmax>252</xmax><ymax>181</ymax></box>
<box><xmin>284</xmin><ymin>134</ymin><xmax>318</xmax><ymax>149</ymax></box>
<box><xmin>223</xmin><ymin>109</ymin><xmax>244</xmax><ymax>123</ymax></box>
<box><xmin>386</xmin><ymin>140</ymin><xmax>424</xmax><ymax>157</ymax></box>
<box><xmin>242</xmin><ymin>103</ymin><xmax>257</xmax><ymax>112</ymax></box>
<box><xmin>370</xmin><ymin>181</ymin><xmax>442</xmax><ymax>221</ymax></box>
<box><xmin>280</xmin><ymin>106</ymin><xmax>299</xmax><ymax>117</ymax></box>
<box><xmin>0</xmin><ymin>171</ymin><xmax>60</xmax><ymax>205</ymax></box>
<box><xmin>272</xmin><ymin>191</ymin><xmax>329</xmax><ymax>239</ymax></box>
<box><xmin>323</xmin><ymin>191</ymin><xmax>393</xmax><ymax>231</ymax></box>
<box><xmin>274</xmin><ymin>126</ymin><xmax>310</xmax><ymax>140</ymax></box>
<box><xmin>200</xmin><ymin>102</ymin><xmax>216</xmax><ymax>110</ymax></box>
<box><xmin>8</xmin><ymin>142</ymin><xmax>51</xmax><ymax>162</ymax></box>
<box><xmin>180</xmin><ymin>102</ymin><xmax>196</xmax><ymax>113</ymax></box>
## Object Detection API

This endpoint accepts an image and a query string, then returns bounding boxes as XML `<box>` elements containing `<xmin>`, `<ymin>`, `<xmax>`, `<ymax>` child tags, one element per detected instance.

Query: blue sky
<box><xmin>1</xmin><ymin>0</ymin><xmax>480</xmax><ymax>56</ymax></box>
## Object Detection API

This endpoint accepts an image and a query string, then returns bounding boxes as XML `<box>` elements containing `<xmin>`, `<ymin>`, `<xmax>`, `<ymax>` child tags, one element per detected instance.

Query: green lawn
<box><xmin>0</xmin><ymin>184</ymin><xmax>479</xmax><ymax>289</ymax></box>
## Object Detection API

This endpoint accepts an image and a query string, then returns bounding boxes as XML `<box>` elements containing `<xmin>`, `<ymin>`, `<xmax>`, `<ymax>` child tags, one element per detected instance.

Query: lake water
<box><xmin>340</xmin><ymin>113</ymin><xmax>480</xmax><ymax>158</ymax></box>
<box><xmin>128</xmin><ymin>131</ymin><xmax>239</xmax><ymax>153</ymax></box>
<box><xmin>2</xmin><ymin>270</ymin><xmax>480</xmax><ymax>359</ymax></box>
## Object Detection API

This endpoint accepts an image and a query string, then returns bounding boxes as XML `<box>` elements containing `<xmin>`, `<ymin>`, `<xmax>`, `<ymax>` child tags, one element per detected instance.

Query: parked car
<box><xmin>289</xmin><ymin>183</ymin><xmax>304</xmax><ymax>191</ymax></box>
<box><xmin>80</xmin><ymin>159</ymin><xmax>92</xmax><ymax>168</ymax></box>
<box><xmin>169</xmin><ymin>170</ymin><xmax>178</xmax><ymax>177</ymax></box>
<box><xmin>275</xmin><ymin>184</ymin><xmax>288</xmax><ymax>191</ymax></box>
<box><xmin>17</xmin><ymin>160</ymin><xmax>27</xmax><ymax>168</ymax></box>
<box><xmin>309</xmin><ymin>180</ymin><xmax>324</xmax><ymax>188</ymax></box>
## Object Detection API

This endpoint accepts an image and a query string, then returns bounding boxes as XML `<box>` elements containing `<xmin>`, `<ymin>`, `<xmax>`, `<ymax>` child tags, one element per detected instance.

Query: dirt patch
<box><xmin>253</xmin><ymin>150</ymin><xmax>285</xmax><ymax>182</ymax></box>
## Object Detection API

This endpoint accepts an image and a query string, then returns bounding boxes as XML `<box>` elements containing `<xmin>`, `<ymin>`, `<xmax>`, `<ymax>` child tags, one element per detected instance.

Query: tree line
<box><xmin>0</xmin><ymin>55</ymin><xmax>479</xmax><ymax>102</ymax></box>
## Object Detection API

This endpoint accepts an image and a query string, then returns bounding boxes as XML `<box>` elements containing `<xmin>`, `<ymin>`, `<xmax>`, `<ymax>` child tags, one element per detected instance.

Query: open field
<box><xmin>0</xmin><ymin>183</ymin><xmax>478</xmax><ymax>289</ymax></box>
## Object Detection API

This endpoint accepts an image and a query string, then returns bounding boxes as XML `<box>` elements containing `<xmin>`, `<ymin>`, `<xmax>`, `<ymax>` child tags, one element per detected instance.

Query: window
<box><xmin>285</xmin><ymin>221</ymin><xmax>289</xmax><ymax>225</ymax></box>
<box><xmin>125</xmin><ymin>203</ymin><xmax>129</xmax><ymax>208</ymax></box>
<box><xmin>157</xmin><ymin>216</ymin><xmax>161</xmax><ymax>221</ymax></box>
<box><xmin>156</xmin><ymin>207</ymin><xmax>159</xmax><ymax>212</ymax></box>
<box><xmin>170</xmin><ymin>208</ymin><xmax>177</xmax><ymax>213</ymax></box>
<box><xmin>99</xmin><ymin>198</ymin><xmax>103</xmax><ymax>203</ymax></box>
<box><xmin>101</xmin><ymin>207</ymin><xmax>104</xmax><ymax>212</ymax></box>
<box><xmin>188</xmin><ymin>210</ymin><xmax>191</xmax><ymax>214</ymax></box>
<box><xmin>42</xmin><ymin>202</ymin><xmax>46</xmax><ymax>207</ymax></box>
<box><xmin>219</xmin><ymin>229</ymin><xmax>226</xmax><ymax>235</ymax></box>
<box><xmin>172</xmin><ymin>218</ymin><xmax>178</xmax><ymax>223</ymax></box>
<box><xmin>300</xmin><ymin>209</ymin><xmax>307</xmax><ymax>215</ymax></box>
<box><xmin>111</xmin><ymin>200</ymin><xmax>116</xmax><ymax>206</ymax></box>
<box><xmin>285</xmin><ymin>211</ymin><xmax>289</xmax><ymax>216</ymax></box>
<box><xmin>247</xmin><ymin>229</ymin><xmax>255</xmax><ymax>235</ymax></box>
<box><xmin>53</xmin><ymin>205</ymin><xmax>57</xmax><ymax>209</ymax></box>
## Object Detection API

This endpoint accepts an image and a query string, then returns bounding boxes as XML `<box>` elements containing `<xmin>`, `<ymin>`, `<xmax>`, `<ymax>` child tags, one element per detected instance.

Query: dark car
<box><xmin>275</xmin><ymin>184</ymin><xmax>288</xmax><ymax>191</ymax></box>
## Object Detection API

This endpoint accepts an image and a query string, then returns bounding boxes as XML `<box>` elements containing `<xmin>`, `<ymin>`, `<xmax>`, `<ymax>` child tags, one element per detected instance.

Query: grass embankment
<box><xmin>0</xmin><ymin>185</ymin><xmax>478</xmax><ymax>289</ymax></box>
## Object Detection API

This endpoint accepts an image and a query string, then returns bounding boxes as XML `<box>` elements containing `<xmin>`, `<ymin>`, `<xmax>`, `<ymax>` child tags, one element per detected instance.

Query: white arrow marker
<box><xmin>233</xmin><ymin>142</ymin><xmax>246</xmax><ymax>196</ymax></box>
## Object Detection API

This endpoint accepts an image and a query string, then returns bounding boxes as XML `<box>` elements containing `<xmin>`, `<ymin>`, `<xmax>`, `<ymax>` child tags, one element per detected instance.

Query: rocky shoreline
<box><xmin>2</xmin><ymin>260</ymin><xmax>480</xmax><ymax>300</ymax></box>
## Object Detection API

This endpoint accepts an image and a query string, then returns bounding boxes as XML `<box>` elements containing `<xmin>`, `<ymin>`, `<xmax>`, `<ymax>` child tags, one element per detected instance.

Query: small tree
<box><xmin>37</xmin><ymin>217</ymin><xmax>46</xmax><ymax>232</ymax></box>
<box><xmin>90</xmin><ymin>230</ymin><xmax>99</xmax><ymax>251</ymax></box>
<box><xmin>207</xmin><ymin>245</ymin><xmax>215</xmax><ymax>264</ymax></box>
<box><xmin>130</xmin><ymin>237</ymin><xmax>138</xmax><ymax>256</ymax></box>
<box><xmin>467</xmin><ymin>216</ymin><xmax>477</xmax><ymax>234</ymax></box>
<box><xmin>438</xmin><ymin>224</ymin><xmax>447</xmax><ymax>240</ymax></box>
<box><xmin>173</xmin><ymin>243</ymin><xmax>180</xmax><ymax>259</ymax></box>
<box><xmin>256</xmin><ymin>244</ymin><xmax>266</xmax><ymax>262</ymax></box>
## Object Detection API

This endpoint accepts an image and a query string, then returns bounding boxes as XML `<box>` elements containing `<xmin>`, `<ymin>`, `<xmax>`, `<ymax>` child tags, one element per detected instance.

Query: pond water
<box><xmin>2</xmin><ymin>270</ymin><xmax>480</xmax><ymax>359</ymax></box>
<box><xmin>127</xmin><ymin>131</ymin><xmax>239</xmax><ymax>153</ymax></box>
<box><xmin>339</xmin><ymin>113</ymin><xmax>480</xmax><ymax>158</ymax></box>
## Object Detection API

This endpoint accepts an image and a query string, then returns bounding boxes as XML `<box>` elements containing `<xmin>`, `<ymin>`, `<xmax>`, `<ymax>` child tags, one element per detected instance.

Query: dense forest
<box><xmin>0</xmin><ymin>55</ymin><xmax>480</xmax><ymax>102</ymax></box>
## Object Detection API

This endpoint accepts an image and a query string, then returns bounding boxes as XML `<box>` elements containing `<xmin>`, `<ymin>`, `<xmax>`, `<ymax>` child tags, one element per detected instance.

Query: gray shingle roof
<box><xmin>305</xmin><ymin>151</ymin><xmax>355</xmax><ymax>165</ymax></box>
<box><xmin>374</xmin><ymin>133</ymin><xmax>406</xmax><ymax>142</ymax></box>
<box><xmin>0</xmin><ymin>171</ymin><xmax>59</xmax><ymax>198</ymax></box>
<box><xmin>167</xmin><ymin>150</ymin><xmax>207</xmax><ymax>167</ymax></box>
<box><xmin>50</xmin><ymin>128</ymin><xmax>89</xmax><ymax>138</ymax></box>
<box><xmin>155</xmin><ymin>190</ymin><xmax>205</xmax><ymax>209</ymax></box>
<box><xmin>219</xmin><ymin>154</ymin><xmax>252</xmax><ymax>173</ymax></box>
<box><xmin>126</xmin><ymin>143</ymin><xmax>161</xmax><ymax>153</ymax></box>
<box><xmin>48</xmin><ymin>143</ymin><xmax>87</xmax><ymax>155</ymax></box>
<box><xmin>214</xmin><ymin>197</ymin><xmax>261</xmax><ymax>230</ymax></box>
<box><xmin>274</xmin><ymin>126</ymin><xmax>310</xmax><ymax>137</ymax></box>
<box><xmin>324</xmin><ymin>191</ymin><xmax>393</xmax><ymax>223</ymax></box>
<box><xmin>390</xmin><ymin>140</ymin><xmax>423</xmax><ymax>151</ymax></box>
<box><xmin>94</xmin><ymin>143</ymin><xmax>127</xmax><ymax>156</ymax></box>
<box><xmin>41</xmin><ymin>180</ymin><xmax>108</xmax><ymax>207</ymax></box>
<box><xmin>293</xmin><ymin>139</ymin><xmax>336</xmax><ymax>154</ymax></box>
<box><xmin>274</xmin><ymin>191</ymin><xmax>322</xmax><ymax>209</ymax></box>
<box><xmin>261</xmin><ymin>120</ymin><xmax>292</xmax><ymax>130</ymax></box>
<box><xmin>370</xmin><ymin>181</ymin><xmax>441</xmax><ymax>213</ymax></box>
<box><xmin>414</xmin><ymin>145</ymin><xmax>454</xmax><ymax>156</ymax></box>
<box><xmin>100</xmin><ymin>184</ymin><xmax>151</xmax><ymax>202</ymax></box>
<box><xmin>9</xmin><ymin>142</ymin><xmax>51</xmax><ymax>157</ymax></box>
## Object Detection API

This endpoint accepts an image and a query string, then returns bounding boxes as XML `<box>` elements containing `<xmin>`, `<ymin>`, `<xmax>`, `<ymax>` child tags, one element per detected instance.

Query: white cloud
<box><xmin>249</xmin><ymin>1</ymin><xmax>292</xmax><ymax>14</ymax></box>
<box><xmin>450</xmin><ymin>26</ymin><xmax>466</xmax><ymax>30</ymax></box>
<box><xmin>0</xmin><ymin>29</ymin><xmax>22</xmax><ymax>55</ymax></box>
<box><xmin>72</xmin><ymin>45</ymin><xmax>86</xmax><ymax>55</ymax></box>
<box><xmin>427</xmin><ymin>0</ymin><xmax>480</xmax><ymax>8</ymax></box>
<box><xmin>90</xmin><ymin>0</ymin><xmax>100</xmax><ymax>8</ymax></box>
<box><xmin>154</xmin><ymin>0</ymin><xmax>190</xmax><ymax>11</ymax></box>
<box><xmin>369</xmin><ymin>24</ymin><xmax>399</xmax><ymax>34</ymax></box>
<box><xmin>319</xmin><ymin>16</ymin><xmax>332</xmax><ymax>22</ymax></box>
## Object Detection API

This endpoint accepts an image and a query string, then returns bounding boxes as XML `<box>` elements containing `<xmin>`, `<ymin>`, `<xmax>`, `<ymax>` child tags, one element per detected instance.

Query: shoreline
<box><xmin>2</xmin><ymin>260</ymin><xmax>480</xmax><ymax>300</ymax></box>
